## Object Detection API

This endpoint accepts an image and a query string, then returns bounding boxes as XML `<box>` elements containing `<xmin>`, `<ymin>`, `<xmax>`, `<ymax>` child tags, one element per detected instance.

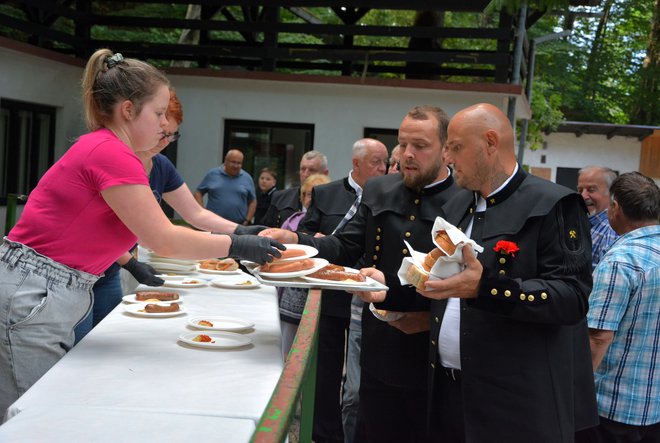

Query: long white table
<box><xmin>0</xmin><ymin>270</ymin><xmax>283</xmax><ymax>442</ymax></box>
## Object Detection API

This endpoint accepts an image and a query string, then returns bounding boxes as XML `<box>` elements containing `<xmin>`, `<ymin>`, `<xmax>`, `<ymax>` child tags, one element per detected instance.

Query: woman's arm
<box><xmin>103</xmin><ymin>183</ymin><xmax>233</xmax><ymax>259</ymax></box>
<box><xmin>163</xmin><ymin>183</ymin><xmax>238</xmax><ymax>234</ymax></box>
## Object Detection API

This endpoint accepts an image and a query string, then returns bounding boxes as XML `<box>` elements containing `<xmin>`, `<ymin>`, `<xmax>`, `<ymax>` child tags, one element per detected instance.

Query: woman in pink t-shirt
<box><xmin>0</xmin><ymin>49</ymin><xmax>283</xmax><ymax>415</ymax></box>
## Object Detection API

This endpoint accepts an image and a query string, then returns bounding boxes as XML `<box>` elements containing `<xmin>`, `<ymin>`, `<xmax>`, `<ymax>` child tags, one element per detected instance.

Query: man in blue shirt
<box><xmin>580</xmin><ymin>172</ymin><xmax>660</xmax><ymax>443</ymax></box>
<box><xmin>577</xmin><ymin>166</ymin><xmax>618</xmax><ymax>269</ymax></box>
<box><xmin>194</xmin><ymin>149</ymin><xmax>256</xmax><ymax>225</ymax></box>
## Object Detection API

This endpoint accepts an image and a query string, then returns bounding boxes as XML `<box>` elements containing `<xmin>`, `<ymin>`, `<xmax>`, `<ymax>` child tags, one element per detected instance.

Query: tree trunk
<box><xmin>632</xmin><ymin>0</ymin><xmax>659</xmax><ymax>125</ymax></box>
<box><xmin>583</xmin><ymin>0</ymin><xmax>613</xmax><ymax>101</ymax></box>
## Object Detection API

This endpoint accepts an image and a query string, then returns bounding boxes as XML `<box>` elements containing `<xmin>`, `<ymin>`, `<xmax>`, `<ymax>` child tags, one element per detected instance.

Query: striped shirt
<box><xmin>589</xmin><ymin>209</ymin><xmax>618</xmax><ymax>269</ymax></box>
<box><xmin>587</xmin><ymin>225</ymin><xmax>660</xmax><ymax>425</ymax></box>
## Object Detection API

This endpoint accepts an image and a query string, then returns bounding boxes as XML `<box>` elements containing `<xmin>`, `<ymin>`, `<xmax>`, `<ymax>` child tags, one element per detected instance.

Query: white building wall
<box><xmin>168</xmin><ymin>74</ymin><xmax>512</xmax><ymax>186</ymax></box>
<box><xmin>522</xmin><ymin>132</ymin><xmax>642</xmax><ymax>181</ymax></box>
<box><xmin>0</xmin><ymin>43</ymin><xmax>534</xmax><ymax>225</ymax></box>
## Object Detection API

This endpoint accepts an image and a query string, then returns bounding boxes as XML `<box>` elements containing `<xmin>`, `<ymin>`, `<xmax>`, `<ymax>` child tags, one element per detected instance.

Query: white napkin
<box><xmin>398</xmin><ymin>216</ymin><xmax>483</xmax><ymax>287</ymax></box>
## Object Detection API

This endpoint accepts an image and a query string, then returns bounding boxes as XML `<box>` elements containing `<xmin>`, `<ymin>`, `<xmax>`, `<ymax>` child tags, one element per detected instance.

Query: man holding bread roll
<box><xmin>359</xmin><ymin>103</ymin><xmax>597</xmax><ymax>442</ymax></box>
<box><xmin>261</xmin><ymin>106</ymin><xmax>460</xmax><ymax>442</ymax></box>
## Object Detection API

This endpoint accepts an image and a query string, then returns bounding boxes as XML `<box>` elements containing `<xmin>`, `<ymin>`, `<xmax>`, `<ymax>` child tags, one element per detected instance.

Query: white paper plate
<box><xmin>150</xmin><ymin>262</ymin><xmax>197</xmax><ymax>273</ymax></box>
<box><xmin>122</xmin><ymin>294</ymin><xmax>183</xmax><ymax>304</ymax></box>
<box><xmin>188</xmin><ymin>316</ymin><xmax>255</xmax><ymax>332</ymax></box>
<box><xmin>178</xmin><ymin>332</ymin><xmax>252</xmax><ymax>349</ymax></box>
<box><xmin>369</xmin><ymin>303</ymin><xmax>405</xmax><ymax>322</ymax></box>
<box><xmin>210</xmin><ymin>275</ymin><xmax>260</xmax><ymax>289</ymax></box>
<box><xmin>255</xmin><ymin>258</ymin><xmax>329</xmax><ymax>279</ymax></box>
<box><xmin>155</xmin><ymin>274</ymin><xmax>187</xmax><ymax>281</ymax></box>
<box><xmin>162</xmin><ymin>278</ymin><xmax>207</xmax><ymax>288</ymax></box>
<box><xmin>124</xmin><ymin>303</ymin><xmax>186</xmax><ymax>317</ymax></box>
<box><xmin>196</xmin><ymin>264</ymin><xmax>243</xmax><ymax>275</ymax></box>
<box><xmin>276</xmin><ymin>244</ymin><xmax>318</xmax><ymax>261</ymax></box>
<box><xmin>146</xmin><ymin>256</ymin><xmax>198</xmax><ymax>266</ymax></box>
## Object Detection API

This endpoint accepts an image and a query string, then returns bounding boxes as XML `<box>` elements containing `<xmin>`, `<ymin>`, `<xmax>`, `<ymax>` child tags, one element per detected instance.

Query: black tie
<box><xmin>471</xmin><ymin>211</ymin><xmax>485</xmax><ymax>243</ymax></box>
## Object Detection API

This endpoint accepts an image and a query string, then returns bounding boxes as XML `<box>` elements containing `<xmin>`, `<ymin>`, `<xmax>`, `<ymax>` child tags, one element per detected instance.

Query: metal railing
<box><xmin>251</xmin><ymin>288</ymin><xmax>322</xmax><ymax>443</ymax></box>
<box><xmin>4</xmin><ymin>193</ymin><xmax>28</xmax><ymax>234</ymax></box>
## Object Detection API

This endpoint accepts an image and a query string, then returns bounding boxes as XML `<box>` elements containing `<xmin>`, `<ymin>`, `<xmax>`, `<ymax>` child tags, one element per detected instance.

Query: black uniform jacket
<box><xmin>262</xmin><ymin>187</ymin><xmax>301</xmax><ymax>228</ymax></box>
<box><xmin>299</xmin><ymin>172</ymin><xmax>459</xmax><ymax>389</ymax></box>
<box><xmin>379</xmin><ymin>168</ymin><xmax>599</xmax><ymax>442</ymax></box>
<box><xmin>298</xmin><ymin>177</ymin><xmax>356</xmax><ymax>319</ymax></box>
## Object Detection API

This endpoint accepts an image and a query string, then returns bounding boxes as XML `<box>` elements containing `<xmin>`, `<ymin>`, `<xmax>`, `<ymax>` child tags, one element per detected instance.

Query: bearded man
<box><xmin>261</xmin><ymin>105</ymin><xmax>459</xmax><ymax>442</ymax></box>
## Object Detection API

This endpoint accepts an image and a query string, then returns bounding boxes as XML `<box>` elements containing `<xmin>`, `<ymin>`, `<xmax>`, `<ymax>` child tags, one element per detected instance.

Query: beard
<box><xmin>401</xmin><ymin>156</ymin><xmax>443</xmax><ymax>191</ymax></box>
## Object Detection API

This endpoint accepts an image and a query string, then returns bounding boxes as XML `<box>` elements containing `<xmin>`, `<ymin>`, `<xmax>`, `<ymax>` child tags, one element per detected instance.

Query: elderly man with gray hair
<box><xmin>297</xmin><ymin>137</ymin><xmax>388</xmax><ymax>443</ymax></box>
<box><xmin>577</xmin><ymin>165</ymin><xmax>619</xmax><ymax>268</ymax></box>
<box><xmin>262</xmin><ymin>150</ymin><xmax>329</xmax><ymax>227</ymax></box>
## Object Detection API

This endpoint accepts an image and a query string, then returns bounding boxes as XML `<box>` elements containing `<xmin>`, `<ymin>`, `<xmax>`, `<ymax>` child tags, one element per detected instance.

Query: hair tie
<box><xmin>105</xmin><ymin>53</ymin><xmax>124</xmax><ymax>69</ymax></box>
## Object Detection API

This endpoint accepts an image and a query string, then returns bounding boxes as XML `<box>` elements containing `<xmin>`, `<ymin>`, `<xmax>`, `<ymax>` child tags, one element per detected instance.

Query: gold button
<box><xmin>434</xmin><ymin>316</ymin><xmax>439</xmax><ymax>323</ymax></box>
<box><xmin>431</xmin><ymin>340</ymin><xmax>436</xmax><ymax>346</ymax></box>
<box><xmin>372</xmin><ymin>255</ymin><xmax>378</xmax><ymax>260</ymax></box>
<box><xmin>498</xmin><ymin>270</ymin><xmax>506</xmax><ymax>275</ymax></box>
<box><xmin>431</xmin><ymin>362</ymin><xmax>436</xmax><ymax>369</ymax></box>
<box><xmin>490</xmin><ymin>288</ymin><xmax>498</xmax><ymax>295</ymax></box>
<box><xmin>469</xmin><ymin>207</ymin><xmax>474</xmax><ymax>213</ymax></box>
<box><xmin>520</xmin><ymin>293</ymin><xmax>526</xmax><ymax>301</ymax></box>
<box><xmin>528</xmin><ymin>295</ymin><xmax>535</xmax><ymax>302</ymax></box>
<box><xmin>402</xmin><ymin>248</ymin><xmax>409</xmax><ymax>255</ymax></box>
<box><xmin>377</xmin><ymin>227</ymin><xmax>381</xmax><ymax>233</ymax></box>
<box><xmin>504</xmin><ymin>290</ymin><xmax>511</xmax><ymax>297</ymax></box>
<box><xmin>499</xmin><ymin>258</ymin><xmax>506</xmax><ymax>264</ymax></box>
<box><xmin>375</xmin><ymin>246</ymin><xmax>380</xmax><ymax>251</ymax></box>
<box><xmin>409</xmin><ymin>215</ymin><xmax>416</xmax><ymax>221</ymax></box>
<box><xmin>541</xmin><ymin>292</ymin><xmax>548</xmax><ymax>300</ymax></box>
<box><xmin>414</xmin><ymin>199</ymin><xmax>420</xmax><ymax>204</ymax></box>
<box><xmin>405</xmin><ymin>232</ymin><xmax>411</xmax><ymax>238</ymax></box>
<box><xmin>376</xmin><ymin>235</ymin><xmax>381</xmax><ymax>241</ymax></box>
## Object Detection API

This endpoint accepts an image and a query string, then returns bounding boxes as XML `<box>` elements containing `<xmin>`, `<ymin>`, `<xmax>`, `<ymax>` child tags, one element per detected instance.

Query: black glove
<box><xmin>233</xmin><ymin>224</ymin><xmax>268</xmax><ymax>236</ymax></box>
<box><xmin>228</xmin><ymin>234</ymin><xmax>285</xmax><ymax>264</ymax></box>
<box><xmin>122</xmin><ymin>257</ymin><xmax>165</xmax><ymax>286</ymax></box>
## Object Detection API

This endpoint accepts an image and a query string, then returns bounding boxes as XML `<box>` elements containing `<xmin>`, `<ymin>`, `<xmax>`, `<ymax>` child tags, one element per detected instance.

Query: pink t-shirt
<box><xmin>9</xmin><ymin>128</ymin><xmax>149</xmax><ymax>275</ymax></box>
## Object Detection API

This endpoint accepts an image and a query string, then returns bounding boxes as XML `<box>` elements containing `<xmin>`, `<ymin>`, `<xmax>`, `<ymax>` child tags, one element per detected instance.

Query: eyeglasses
<box><xmin>161</xmin><ymin>131</ymin><xmax>181</xmax><ymax>142</ymax></box>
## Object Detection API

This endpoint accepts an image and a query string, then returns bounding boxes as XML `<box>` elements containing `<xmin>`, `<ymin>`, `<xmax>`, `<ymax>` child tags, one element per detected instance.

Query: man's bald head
<box><xmin>452</xmin><ymin>103</ymin><xmax>515</xmax><ymax>157</ymax></box>
<box><xmin>445</xmin><ymin>103</ymin><xmax>517</xmax><ymax>196</ymax></box>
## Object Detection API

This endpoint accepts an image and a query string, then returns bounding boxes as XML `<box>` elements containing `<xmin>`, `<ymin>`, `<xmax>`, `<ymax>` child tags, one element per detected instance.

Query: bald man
<box><xmin>194</xmin><ymin>149</ymin><xmax>256</xmax><ymax>224</ymax></box>
<box><xmin>360</xmin><ymin>104</ymin><xmax>598</xmax><ymax>442</ymax></box>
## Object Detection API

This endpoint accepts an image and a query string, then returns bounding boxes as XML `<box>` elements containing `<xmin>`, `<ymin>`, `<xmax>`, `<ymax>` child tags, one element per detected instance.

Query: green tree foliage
<box><xmin>532</xmin><ymin>0</ymin><xmax>657</xmax><ymax>125</ymax></box>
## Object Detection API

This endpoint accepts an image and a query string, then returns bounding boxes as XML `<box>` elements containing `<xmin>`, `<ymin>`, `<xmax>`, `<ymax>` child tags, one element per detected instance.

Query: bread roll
<box><xmin>422</xmin><ymin>248</ymin><xmax>445</xmax><ymax>272</ymax></box>
<box><xmin>435</xmin><ymin>230</ymin><xmax>456</xmax><ymax>255</ymax></box>
<box><xmin>406</xmin><ymin>263</ymin><xmax>429</xmax><ymax>290</ymax></box>
<box><xmin>215</xmin><ymin>258</ymin><xmax>239</xmax><ymax>271</ymax></box>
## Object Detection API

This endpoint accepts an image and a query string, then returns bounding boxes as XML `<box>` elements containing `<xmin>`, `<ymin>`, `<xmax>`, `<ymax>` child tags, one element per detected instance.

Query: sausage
<box><xmin>135</xmin><ymin>291</ymin><xmax>179</xmax><ymax>301</ymax></box>
<box><xmin>279</xmin><ymin>249</ymin><xmax>307</xmax><ymax>259</ymax></box>
<box><xmin>260</xmin><ymin>259</ymin><xmax>315</xmax><ymax>273</ymax></box>
<box><xmin>307</xmin><ymin>265</ymin><xmax>366</xmax><ymax>282</ymax></box>
<box><xmin>144</xmin><ymin>303</ymin><xmax>180</xmax><ymax>313</ymax></box>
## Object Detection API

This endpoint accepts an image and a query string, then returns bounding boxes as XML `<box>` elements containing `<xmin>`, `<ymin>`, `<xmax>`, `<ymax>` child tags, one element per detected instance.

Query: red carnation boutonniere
<box><xmin>493</xmin><ymin>240</ymin><xmax>519</xmax><ymax>257</ymax></box>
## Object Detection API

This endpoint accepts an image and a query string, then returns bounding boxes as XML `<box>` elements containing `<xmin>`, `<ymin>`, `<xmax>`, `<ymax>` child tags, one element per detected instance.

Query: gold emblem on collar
<box><xmin>489</xmin><ymin>198</ymin><xmax>496</xmax><ymax>204</ymax></box>
<box><xmin>569</xmin><ymin>229</ymin><xmax>577</xmax><ymax>239</ymax></box>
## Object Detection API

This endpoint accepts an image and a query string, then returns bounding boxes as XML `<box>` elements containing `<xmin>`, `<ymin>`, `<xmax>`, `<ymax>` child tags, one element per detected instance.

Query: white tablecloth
<box><xmin>0</xmin><ymin>406</ymin><xmax>256</xmax><ymax>442</ymax></box>
<box><xmin>2</xmin><ymin>271</ymin><xmax>283</xmax><ymax>441</ymax></box>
